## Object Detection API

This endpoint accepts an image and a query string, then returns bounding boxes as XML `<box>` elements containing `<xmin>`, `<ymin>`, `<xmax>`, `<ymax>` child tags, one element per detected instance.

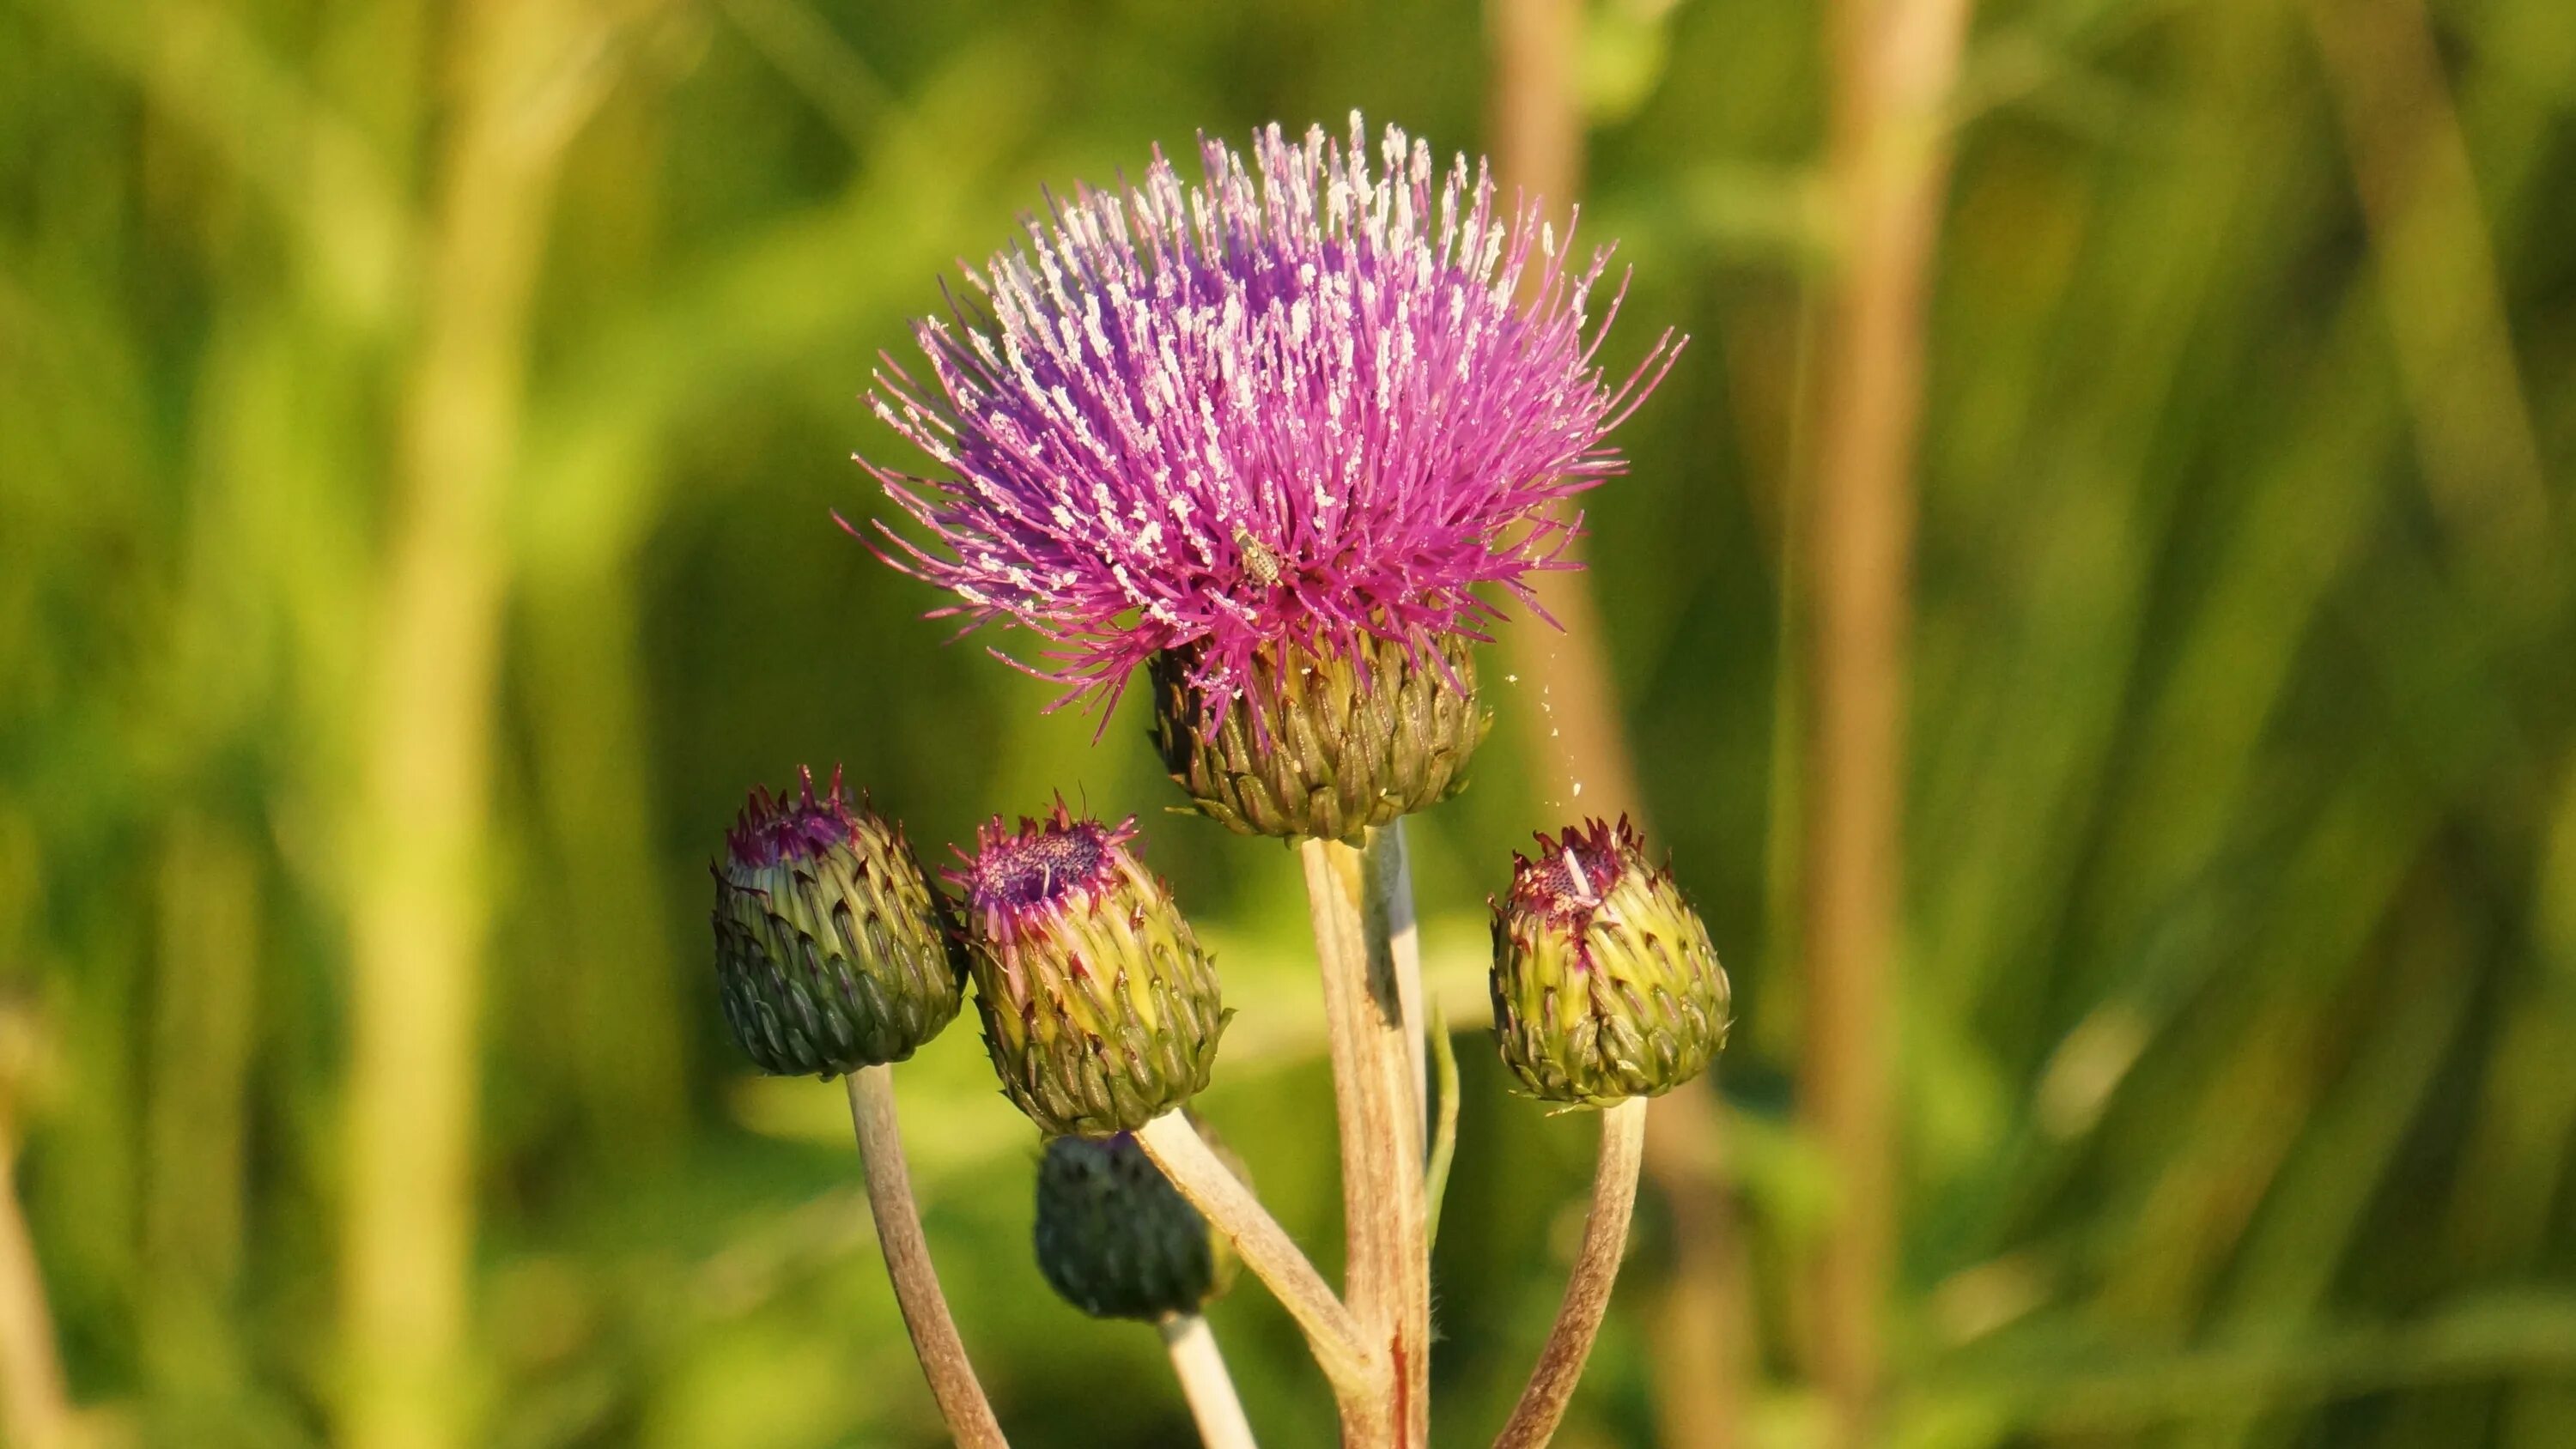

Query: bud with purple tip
<box><xmin>955</xmin><ymin>808</ymin><xmax>1228</xmax><ymax>1137</ymax></box>
<box><xmin>1491</xmin><ymin>818</ymin><xmax>1728</xmax><ymax>1107</ymax></box>
<box><xmin>712</xmin><ymin>768</ymin><xmax>965</xmax><ymax>1077</ymax></box>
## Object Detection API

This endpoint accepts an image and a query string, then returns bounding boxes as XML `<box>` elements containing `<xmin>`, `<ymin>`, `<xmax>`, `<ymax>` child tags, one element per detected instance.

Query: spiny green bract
<box><xmin>1152</xmin><ymin>630</ymin><xmax>1491</xmax><ymax>844</ymax></box>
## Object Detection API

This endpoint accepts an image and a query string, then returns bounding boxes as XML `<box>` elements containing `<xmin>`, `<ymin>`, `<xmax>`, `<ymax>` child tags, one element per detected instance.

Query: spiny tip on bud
<box><xmin>1151</xmin><ymin>630</ymin><xmax>1492</xmax><ymax>843</ymax></box>
<box><xmin>712</xmin><ymin>767</ymin><xmax>965</xmax><ymax>1077</ymax></box>
<box><xmin>953</xmin><ymin>804</ymin><xmax>1229</xmax><ymax>1137</ymax></box>
<box><xmin>1490</xmin><ymin>817</ymin><xmax>1729</xmax><ymax>1107</ymax></box>
<box><xmin>1032</xmin><ymin>1125</ymin><xmax>1240</xmax><ymax>1321</ymax></box>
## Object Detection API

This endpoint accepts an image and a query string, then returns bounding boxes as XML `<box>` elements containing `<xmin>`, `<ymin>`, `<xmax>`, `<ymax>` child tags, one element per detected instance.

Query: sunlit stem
<box><xmin>1160</xmin><ymin>1312</ymin><xmax>1260</xmax><ymax>1449</ymax></box>
<box><xmin>843</xmin><ymin>1067</ymin><xmax>1009</xmax><ymax>1449</ymax></box>
<box><xmin>1136</xmin><ymin>1111</ymin><xmax>1384</xmax><ymax>1407</ymax></box>
<box><xmin>1492</xmin><ymin>1097</ymin><xmax>1649</xmax><ymax>1449</ymax></box>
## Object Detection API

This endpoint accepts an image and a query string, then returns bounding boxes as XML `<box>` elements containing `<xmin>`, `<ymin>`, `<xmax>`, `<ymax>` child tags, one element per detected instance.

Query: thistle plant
<box><xmin>713</xmin><ymin>115</ymin><xmax>1709</xmax><ymax>1449</ymax></box>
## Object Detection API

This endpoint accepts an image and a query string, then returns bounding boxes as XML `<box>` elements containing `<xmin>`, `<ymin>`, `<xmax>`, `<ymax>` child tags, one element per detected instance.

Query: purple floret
<box><xmin>859</xmin><ymin>113</ymin><xmax>1680</xmax><ymax>719</ymax></box>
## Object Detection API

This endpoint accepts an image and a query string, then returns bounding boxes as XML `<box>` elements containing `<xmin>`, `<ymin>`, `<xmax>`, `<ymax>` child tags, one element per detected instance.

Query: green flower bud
<box><xmin>1151</xmin><ymin>631</ymin><xmax>1492</xmax><ymax>843</ymax></box>
<box><xmin>954</xmin><ymin>808</ymin><xmax>1229</xmax><ymax>1137</ymax></box>
<box><xmin>1033</xmin><ymin>1125</ymin><xmax>1241</xmax><ymax>1321</ymax></box>
<box><xmin>1491</xmin><ymin>818</ymin><xmax>1729</xmax><ymax>1107</ymax></box>
<box><xmin>712</xmin><ymin>767</ymin><xmax>964</xmax><ymax>1077</ymax></box>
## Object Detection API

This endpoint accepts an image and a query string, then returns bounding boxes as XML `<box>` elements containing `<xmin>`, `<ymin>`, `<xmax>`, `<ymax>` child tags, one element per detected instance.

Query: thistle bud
<box><xmin>955</xmin><ymin>808</ymin><xmax>1228</xmax><ymax>1137</ymax></box>
<box><xmin>1151</xmin><ymin>631</ymin><xmax>1492</xmax><ymax>843</ymax></box>
<box><xmin>1491</xmin><ymin>818</ymin><xmax>1729</xmax><ymax>1107</ymax></box>
<box><xmin>712</xmin><ymin>767</ymin><xmax>964</xmax><ymax>1077</ymax></box>
<box><xmin>1033</xmin><ymin>1126</ymin><xmax>1240</xmax><ymax>1321</ymax></box>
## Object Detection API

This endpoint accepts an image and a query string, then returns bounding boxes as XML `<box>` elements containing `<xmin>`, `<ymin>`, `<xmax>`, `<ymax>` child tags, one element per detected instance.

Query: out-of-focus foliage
<box><xmin>3</xmin><ymin>0</ymin><xmax>2574</xmax><ymax>1446</ymax></box>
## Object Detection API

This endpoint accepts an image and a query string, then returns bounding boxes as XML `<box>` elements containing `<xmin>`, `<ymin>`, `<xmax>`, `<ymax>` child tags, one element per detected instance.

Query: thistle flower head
<box><xmin>950</xmin><ymin>805</ymin><xmax>1228</xmax><ymax>1136</ymax></box>
<box><xmin>863</xmin><ymin>112</ymin><xmax>1680</xmax><ymax>718</ymax></box>
<box><xmin>711</xmin><ymin>767</ymin><xmax>965</xmax><ymax>1077</ymax></box>
<box><xmin>1491</xmin><ymin>817</ymin><xmax>1729</xmax><ymax>1107</ymax></box>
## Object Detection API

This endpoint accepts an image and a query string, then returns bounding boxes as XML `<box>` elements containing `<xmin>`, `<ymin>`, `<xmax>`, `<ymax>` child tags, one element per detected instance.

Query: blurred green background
<box><xmin>5</xmin><ymin>0</ymin><xmax>2576</xmax><ymax>1446</ymax></box>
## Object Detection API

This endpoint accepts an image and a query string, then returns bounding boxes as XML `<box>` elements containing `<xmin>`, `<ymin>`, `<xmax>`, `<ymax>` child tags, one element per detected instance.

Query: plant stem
<box><xmin>842</xmin><ymin>1067</ymin><xmax>1008</xmax><ymax>1449</ymax></box>
<box><xmin>1492</xmin><ymin>1098</ymin><xmax>1649</xmax><ymax>1449</ymax></box>
<box><xmin>1160</xmin><ymin>1312</ymin><xmax>1260</xmax><ymax>1449</ymax></box>
<box><xmin>1424</xmin><ymin>1003</ymin><xmax>1461</xmax><ymax>1254</ymax></box>
<box><xmin>1303</xmin><ymin>837</ymin><xmax>1431</xmax><ymax>1449</ymax></box>
<box><xmin>1136</xmin><ymin>1112</ymin><xmax>1382</xmax><ymax>1406</ymax></box>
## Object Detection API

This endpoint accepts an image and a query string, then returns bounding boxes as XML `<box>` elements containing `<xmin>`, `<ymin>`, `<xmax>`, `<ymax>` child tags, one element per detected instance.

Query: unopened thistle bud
<box><xmin>955</xmin><ymin>809</ymin><xmax>1228</xmax><ymax>1137</ymax></box>
<box><xmin>1491</xmin><ymin>818</ymin><xmax>1729</xmax><ymax>1107</ymax></box>
<box><xmin>1151</xmin><ymin>631</ymin><xmax>1492</xmax><ymax>842</ymax></box>
<box><xmin>711</xmin><ymin>767</ymin><xmax>964</xmax><ymax>1078</ymax></box>
<box><xmin>1033</xmin><ymin>1126</ymin><xmax>1240</xmax><ymax>1321</ymax></box>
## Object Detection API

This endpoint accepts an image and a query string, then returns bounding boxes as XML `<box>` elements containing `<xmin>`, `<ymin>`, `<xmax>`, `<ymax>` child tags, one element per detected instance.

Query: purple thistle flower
<box><xmin>858</xmin><ymin>112</ymin><xmax>1680</xmax><ymax>719</ymax></box>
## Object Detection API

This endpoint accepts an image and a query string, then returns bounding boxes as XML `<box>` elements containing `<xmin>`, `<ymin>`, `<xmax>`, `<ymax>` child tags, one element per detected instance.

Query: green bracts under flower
<box><xmin>1034</xmin><ymin>1128</ymin><xmax>1238</xmax><ymax>1321</ymax></box>
<box><xmin>713</xmin><ymin>768</ymin><xmax>964</xmax><ymax>1077</ymax></box>
<box><xmin>958</xmin><ymin>810</ymin><xmax>1229</xmax><ymax>1137</ymax></box>
<box><xmin>1151</xmin><ymin>631</ymin><xmax>1492</xmax><ymax>843</ymax></box>
<box><xmin>1492</xmin><ymin>818</ymin><xmax>1729</xmax><ymax>1107</ymax></box>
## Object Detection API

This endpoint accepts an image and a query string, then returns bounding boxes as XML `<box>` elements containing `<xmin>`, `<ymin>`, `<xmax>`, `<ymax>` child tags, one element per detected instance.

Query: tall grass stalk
<box><xmin>339</xmin><ymin>5</ymin><xmax>617</xmax><ymax>1445</ymax></box>
<box><xmin>1804</xmin><ymin>0</ymin><xmax>1977</xmax><ymax>1442</ymax></box>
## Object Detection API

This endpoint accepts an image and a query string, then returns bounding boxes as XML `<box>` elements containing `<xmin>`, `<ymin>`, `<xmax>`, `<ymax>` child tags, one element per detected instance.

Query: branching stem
<box><xmin>1136</xmin><ymin>1112</ymin><xmax>1383</xmax><ymax>1404</ymax></box>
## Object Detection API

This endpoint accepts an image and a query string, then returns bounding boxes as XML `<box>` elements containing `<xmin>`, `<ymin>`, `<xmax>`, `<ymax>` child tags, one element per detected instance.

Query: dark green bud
<box><xmin>1151</xmin><ymin>631</ymin><xmax>1492</xmax><ymax>844</ymax></box>
<box><xmin>1492</xmin><ymin>818</ymin><xmax>1729</xmax><ymax>1107</ymax></box>
<box><xmin>1033</xmin><ymin>1126</ymin><xmax>1240</xmax><ymax>1320</ymax></box>
<box><xmin>955</xmin><ymin>808</ymin><xmax>1229</xmax><ymax>1137</ymax></box>
<box><xmin>712</xmin><ymin>767</ymin><xmax>964</xmax><ymax>1076</ymax></box>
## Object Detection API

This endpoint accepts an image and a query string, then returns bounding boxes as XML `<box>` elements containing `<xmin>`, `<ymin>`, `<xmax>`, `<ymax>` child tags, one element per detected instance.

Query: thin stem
<box><xmin>1304</xmin><ymin>837</ymin><xmax>1431</xmax><ymax>1449</ymax></box>
<box><xmin>842</xmin><ymin>1067</ymin><xmax>1008</xmax><ymax>1449</ymax></box>
<box><xmin>1492</xmin><ymin>1098</ymin><xmax>1649</xmax><ymax>1449</ymax></box>
<box><xmin>1136</xmin><ymin>1112</ymin><xmax>1383</xmax><ymax>1404</ymax></box>
<box><xmin>1160</xmin><ymin>1313</ymin><xmax>1260</xmax><ymax>1449</ymax></box>
<box><xmin>1424</xmin><ymin>1003</ymin><xmax>1462</xmax><ymax>1254</ymax></box>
